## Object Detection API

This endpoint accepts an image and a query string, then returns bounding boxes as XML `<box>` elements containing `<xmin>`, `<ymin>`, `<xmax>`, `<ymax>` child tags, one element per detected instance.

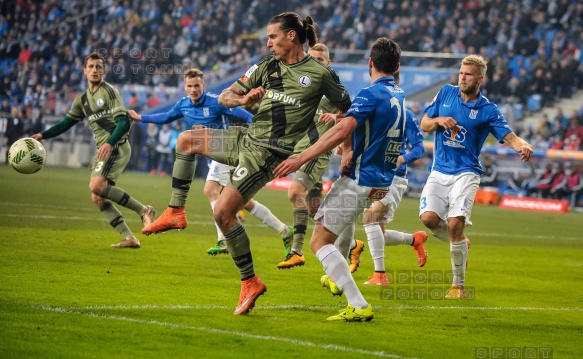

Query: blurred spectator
<box><xmin>536</xmin><ymin>114</ymin><xmax>552</xmax><ymax>139</ymax></box>
<box><xmin>566</xmin><ymin>164</ymin><xmax>583</xmax><ymax>209</ymax></box>
<box><xmin>144</xmin><ymin>123</ymin><xmax>158</xmax><ymax>175</ymax></box>
<box><xmin>564</xmin><ymin>117</ymin><xmax>583</xmax><ymax>144</ymax></box>
<box><xmin>2</xmin><ymin>106</ymin><xmax>24</xmax><ymax>165</ymax></box>
<box><xmin>563</xmin><ymin>135</ymin><xmax>581</xmax><ymax>151</ymax></box>
<box><xmin>154</xmin><ymin>123</ymin><xmax>172</xmax><ymax>177</ymax></box>
<box><xmin>0</xmin><ymin>98</ymin><xmax>10</xmax><ymax>115</ymax></box>
<box><xmin>553</xmin><ymin>107</ymin><xmax>569</xmax><ymax>128</ymax></box>
<box><xmin>479</xmin><ymin>155</ymin><xmax>498</xmax><ymax>187</ymax></box>
<box><xmin>549</xmin><ymin>162</ymin><xmax>567</xmax><ymax>199</ymax></box>
<box><xmin>528</xmin><ymin>68</ymin><xmax>553</xmax><ymax>107</ymax></box>
<box><xmin>531</xmin><ymin>133</ymin><xmax>550</xmax><ymax>150</ymax></box>
<box><xmin>536</xmin><ymin>163</ymin><xmax>554</xmax><ymax>198</ymax></box>
<box><xmin>128</xmin><ymin>92</ymin><xmax>141</xmax><ymax>111</ymax></box>
<box><xmin>127</xmin><ymin>123</ymin><xmax>144</xmax><ymax>171</ymax></box>
<box><xmin>25</xmin><ymin>112</ymin><xmax>45</xmax><ymax>136</ymax></box>
<box><xmin>549</xmin><ymin>134</ymin><xmax>565</xmax><ymax>150</ymax></box>
<box><xmin>549</xmin><ymin>117</ymin><xmax>567</xmax><ymax>139</ymax></box>
<box><xmin>145</xmin><ymin>93</ymin><xmax>161</xmax><ymax>109</ymax></box>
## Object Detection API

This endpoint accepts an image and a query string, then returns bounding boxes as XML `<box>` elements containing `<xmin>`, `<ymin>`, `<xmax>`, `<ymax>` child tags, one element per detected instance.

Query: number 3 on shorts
<box><xmin>420</xmin><ymin>196</ymin><xmax>427</xmax><ymax>210</ymax></box>
<box><xmin>94</xmin><ymin>160</ymin><xmax>104</xmax><ymax>172</ymax></box>
<box><xmin>232</xmin><ymin>166</ymin><xmax>249</xmax><ymax>181</ymax></box>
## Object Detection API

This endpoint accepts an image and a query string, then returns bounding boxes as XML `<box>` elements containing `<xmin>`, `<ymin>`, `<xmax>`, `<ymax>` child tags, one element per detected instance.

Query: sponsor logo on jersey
<box><xmin>442</xmin><ymin>125</ymin><xmax>467</xmax><ymax>148</ymax></box>
<box><xmin>96</xmin><ymin>98</ymin><xmax>104</xmax><ymax>107</ymax></box>
<box><xmin>265</xmin><ymin>90</ymin><xmax>302</xmax><ymax>107</ymax></box>
<box><xmin>88</xmin><ymin>109</ymin><xmax>114</xmax><ymax>122</ymax></box>
<box><xmin>298</xmin><ymin>75</ymin><xmax>312</xmax><ymax>88</ymax></box>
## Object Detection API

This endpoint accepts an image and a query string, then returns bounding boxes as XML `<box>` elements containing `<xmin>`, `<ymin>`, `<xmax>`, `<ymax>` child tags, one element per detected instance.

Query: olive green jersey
<box><xmin>234</xmin><ymin>55</ymin><xmax>350</xmax><ymax>154</ymax></box>
<box><xmin>67</xmin><ymin>81</ymin><xmax>128</xmax><ymax>147</ymax></box>
<box><xmin>294</xmin><ymin>96</ymin><xmax>338</xmax><ymax>153</ymax></box>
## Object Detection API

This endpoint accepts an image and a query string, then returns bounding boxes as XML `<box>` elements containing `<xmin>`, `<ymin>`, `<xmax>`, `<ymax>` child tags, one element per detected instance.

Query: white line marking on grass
<box><xmin>3</xmin><ymin>211</ymin><xmax>581</xmax><ymax>241</ymax></box>
<box><xmin>73</xmin><ymin>304</ymin><xmax>583</xmax><ymax>312</ymax></box>
<box><xmin>37</xmin><ymin>306</ymin><xmax>419</xmax><ymax>359</ymax></box>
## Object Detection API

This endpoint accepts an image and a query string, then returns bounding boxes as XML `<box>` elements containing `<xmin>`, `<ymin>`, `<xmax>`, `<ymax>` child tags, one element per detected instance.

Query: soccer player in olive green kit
<box><xmin>32</xmin><ymin>52</ymin><xmax>155</xmax><ymax>249</ymax></box>
<box><xmin>277</xmin><ymin>42</ymin><xmax>347</xmax><ymax>269</ymax></box>
<box><xmin>143</xmin><ymin>12</ymin><xmax>351</xmax><ymax>315</ymax></box>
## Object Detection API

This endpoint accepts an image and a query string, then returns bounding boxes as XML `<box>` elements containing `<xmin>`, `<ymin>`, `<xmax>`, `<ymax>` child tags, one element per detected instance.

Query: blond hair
<box><xmin>462</xmin><ymin>55</ymin><xmax>487</xmax><ymax>76</ymax></box>
<box><xmin>310</xmin><ymin>43</ymin><xmax>330</xmax><ymax>61</ymax></box>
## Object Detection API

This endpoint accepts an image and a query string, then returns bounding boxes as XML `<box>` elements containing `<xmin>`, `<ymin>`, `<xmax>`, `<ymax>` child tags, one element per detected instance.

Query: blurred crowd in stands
<box><xmin>2</xmin><ymin>0</ymin><xmax>583</xmax><ymax>183</ymax></box>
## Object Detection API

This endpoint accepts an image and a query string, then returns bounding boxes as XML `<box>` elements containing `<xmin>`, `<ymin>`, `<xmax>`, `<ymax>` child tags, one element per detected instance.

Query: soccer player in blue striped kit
<box><xmin>274</xmin><ymin>37</ymin><xmax>405</xmax><ymax>321</ymax></box>
<box><xmin>419</xmin><ymin>54</ymin><xmax>533</xmax><ymax>299</ymax></box>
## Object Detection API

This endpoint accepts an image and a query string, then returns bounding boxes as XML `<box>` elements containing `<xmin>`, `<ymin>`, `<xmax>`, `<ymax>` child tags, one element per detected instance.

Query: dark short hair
<box><xmin>370</xmin><ymin>38</ymin><xmax>401</xmax><ymax>75</ymax></box>
<box><xmin>84</xmin><ymin>52</ymin><xmax>106</xmax><ymax>67</ymax></box>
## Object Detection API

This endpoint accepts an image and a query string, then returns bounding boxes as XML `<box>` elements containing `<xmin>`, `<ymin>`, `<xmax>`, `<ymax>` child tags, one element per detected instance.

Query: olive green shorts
<box><xmin>91</xmin><ymin>140</ymin><xmax>130</xmax><ymax>185</ymax></box>
<box><xmin>210</xmin><ymin>127</ymin><xmax>287</xmax><ymax>203</ymax></box>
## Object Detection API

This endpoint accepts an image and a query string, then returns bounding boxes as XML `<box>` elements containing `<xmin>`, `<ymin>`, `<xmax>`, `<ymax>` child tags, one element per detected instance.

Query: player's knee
<box><xmin>176</xmin><ymin>132</ymin><xmax>194</xmax><ymax>152</ymax></box>
<box><xmin>288</xmin><ymin>191</ymin><xmax>306</xmax><ymax>207</ymax></box>
<box><xmin>89</xmin><ymin>181</ymin><xmax>105</xmax><ymax>196</ymax></box>
<box><xmin>91</xmin><ymin>193</ymin><xmax>103</xmax><ymax>206</ymax></box>
<box><xmin>213</xmin><ymin>207</ymin><xmax>236</xmax><ymax>228</ymax></box>
<box><xmin>420</xmin><ymin>212</ymin><xmax>440</xmax><ymax>229</ymax></box>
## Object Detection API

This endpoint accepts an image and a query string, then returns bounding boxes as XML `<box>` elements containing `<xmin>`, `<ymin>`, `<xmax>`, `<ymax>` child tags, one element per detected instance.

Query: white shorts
<box><xmin>315</xmin><ymin>176</ymin><xmax>389</xmax><ymax>237</ymax></box>
<box><xmin>419</xmin><ymin>171</ymin><xmax>480</xmax><ymax>226</ymax></box>
<box><xmin>206</xmin><ymin>160</ymin><xmax>233</xmax><ymax>186</ymax></box>
<box><xmin>379</xmin><ymin>175</ymin><xmax>408</xmax><ymax>222</ymax></box>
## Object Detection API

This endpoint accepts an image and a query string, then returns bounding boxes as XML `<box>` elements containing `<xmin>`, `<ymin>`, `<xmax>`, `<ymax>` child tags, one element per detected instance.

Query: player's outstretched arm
<box><xmin>502</xmin><ymin>132</ymin><xmax>533</xmax><ymax>163</ymax></box>
<box><xmin>273</xmin><ymin>116</ymin><xmax>357</xmax><ymax>178</ymax></box>
<box><xmin>32</xmin><ymin>116</ymin><xmax>78</xmax><ymax>142</ymax></box>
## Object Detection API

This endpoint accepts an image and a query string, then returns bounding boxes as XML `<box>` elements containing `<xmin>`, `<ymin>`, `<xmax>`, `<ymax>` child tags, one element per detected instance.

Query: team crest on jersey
<box><xmin>298</xmin><ymin>75</ymin><xmax>312</xmax><ymax>88</ymax></box>
<box><xmin>96</xmin><ymin>98</ymin><xmax>104</xmax><ymax>107</ymax></box>
<box><xmin>203</xmin><ymin>107</ymin><xmax>210</xmax><ymax>117</ymax></box>
<box><xmin>469</xmin><ymin>109</ymin><xmax>478</xmax><ymax>119</ymax></box>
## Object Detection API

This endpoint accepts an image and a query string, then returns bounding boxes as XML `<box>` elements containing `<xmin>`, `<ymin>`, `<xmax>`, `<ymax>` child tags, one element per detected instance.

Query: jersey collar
<box><xmin>457</xmin><ymin>88</ymin><xmax>486</xmax><ymax>109</ymax></box>
<box><xmin>192</xmin><ymin>91</ymin><xmax>207</xmax><ymax>107</ymax></box>
<box><xmin>373</xmin><ymin>76</ymin><xmax>396</xmax><ymax>86</ymax></box>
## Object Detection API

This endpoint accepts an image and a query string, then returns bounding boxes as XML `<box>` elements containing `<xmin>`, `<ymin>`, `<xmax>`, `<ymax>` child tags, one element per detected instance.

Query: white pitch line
<box><xmin>72</xmin><ymin>304</ymin><xmax>583</xmax><ymax>312</ymax></box>
<box><xmin>37</xmin><ymin>305</ymin><xmax>420</xmax><ymax>359</ymax></box>
<box><xmin>1</xmin><ymin>212</ymin><xmax>581</xmax><ymax>241</ymax></box>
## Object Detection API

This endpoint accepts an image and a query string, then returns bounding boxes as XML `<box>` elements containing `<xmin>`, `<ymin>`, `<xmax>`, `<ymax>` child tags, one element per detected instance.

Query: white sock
<box><xmin>316</xmin><ymin>244</ymin><xmax>368</xmax><ymax>309</ymax></box>
<box><xmin>334</xmin><ymin>223</ymin><xmax>355</xmax><ymax>259</ymax></box>
<box><xmin>249</xmin><ymin>200</ymin><xmax>287</xmax><ymax>235</ymax></box>
<box><xmin>384</xmin><ymin>230</ymin><xmax>414</xmax><ymax>246</ymax></box>
<box><xmin>431</xmin><ymin>219</ymin><xmax>450</xmax><ymax>242</ymax></box>
<box><xmin>210</xmin><ymin>200</ymin><xmax>225</xmax><ymax>241</ymax></box>
<box><xmin>450</xmin><ymin>240</ymin><xmax>468</xmax><ymax>287</ymax></box>
<box><xmin>365</xmin><ymin>223</ymin><xmax>385</xmax><ymax>272</ymax></box>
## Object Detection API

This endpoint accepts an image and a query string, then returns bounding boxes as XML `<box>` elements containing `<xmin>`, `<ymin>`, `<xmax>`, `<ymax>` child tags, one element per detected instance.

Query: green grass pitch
<box><xmin>1</xmin><ymin>166</ymin><xmax>581</xmax><ymax>358</ymax></box>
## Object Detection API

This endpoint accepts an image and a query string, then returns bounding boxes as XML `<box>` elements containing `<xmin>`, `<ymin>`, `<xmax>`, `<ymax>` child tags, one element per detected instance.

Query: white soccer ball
<box><xmin>8</xmin><ymin>138</ymin><xmax>46</xmax><ymax>174</ymax></box>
